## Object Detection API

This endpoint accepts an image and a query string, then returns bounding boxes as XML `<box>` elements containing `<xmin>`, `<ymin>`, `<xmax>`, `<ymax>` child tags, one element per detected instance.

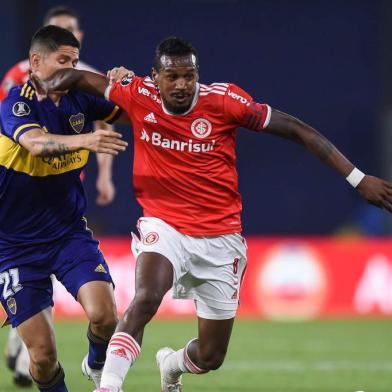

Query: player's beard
<box><xmin>167</xmin><ymin>92</ymin><xmax>193</xmax><ymax>114</ymax></box>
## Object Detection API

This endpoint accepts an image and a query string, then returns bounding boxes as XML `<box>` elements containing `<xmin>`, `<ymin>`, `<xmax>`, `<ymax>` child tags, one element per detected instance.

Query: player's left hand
<box><xmin>107</xmin><ymin>67</ymin><xmax>134</xmax><ymax>85</ymax></box>
<box><xmin>356</xmin><ymin>175</ymin><xmax>392</xmax><ymax>212</ymax></box>
<box><xmin>96</xmin><ymin>171</ymin><xmax>115</xmax><ymax>205</ymax></box>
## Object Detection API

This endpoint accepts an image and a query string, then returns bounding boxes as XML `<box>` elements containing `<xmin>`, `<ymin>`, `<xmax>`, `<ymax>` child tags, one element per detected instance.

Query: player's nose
<box><xmin>174</xmin><ymin>78</ymin><xmax>187</xmax><ymax>89</ymax></box>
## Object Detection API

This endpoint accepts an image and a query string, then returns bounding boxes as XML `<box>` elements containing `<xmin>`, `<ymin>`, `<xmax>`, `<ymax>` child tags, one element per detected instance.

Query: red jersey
<box><xmin>106</xmin><ymin>75</ymin><xmax>271</xmax><ymax>236</ymax></box>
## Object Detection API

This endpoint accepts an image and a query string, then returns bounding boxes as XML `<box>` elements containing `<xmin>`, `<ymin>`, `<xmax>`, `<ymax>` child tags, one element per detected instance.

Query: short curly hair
<box><xmin>154</xmin><ymin>37</ymin><xmax>198</xmax><ymax>70</ymax></box>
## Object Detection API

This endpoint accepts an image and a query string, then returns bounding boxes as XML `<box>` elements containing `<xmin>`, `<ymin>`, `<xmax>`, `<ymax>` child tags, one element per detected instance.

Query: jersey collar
<box><xmin>161</xmin><ymin>83</ymin><xmax>200</xmax><ymax>117</ymax></box>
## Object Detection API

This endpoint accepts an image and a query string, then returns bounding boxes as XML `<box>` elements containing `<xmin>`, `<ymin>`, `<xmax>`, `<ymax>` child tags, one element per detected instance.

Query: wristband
<box><xmin>346</xmin><ymin>167</ymin><xmax>365</xmax><ymax>188</ymax></box>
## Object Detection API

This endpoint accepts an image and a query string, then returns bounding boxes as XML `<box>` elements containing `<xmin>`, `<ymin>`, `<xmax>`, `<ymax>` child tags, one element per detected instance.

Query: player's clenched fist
<box><xmin>106</xmin><ymin>66</ymin><xmax>134</xmax><ymax>85</ymax></box>
<box><xmin>83</xmin><ymin>129</ymin><xmax>128</xmax><ymax>155</ymax></box>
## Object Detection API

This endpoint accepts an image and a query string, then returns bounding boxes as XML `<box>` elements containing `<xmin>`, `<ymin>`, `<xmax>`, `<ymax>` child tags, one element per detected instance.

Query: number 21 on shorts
<box><xmin>0</xmin><ymin>268</ymin><xmax>22</xmax><ymax>299</ymax></box>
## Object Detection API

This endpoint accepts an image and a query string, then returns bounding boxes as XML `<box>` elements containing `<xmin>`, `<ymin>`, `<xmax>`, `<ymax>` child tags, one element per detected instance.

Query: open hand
<box><xmin>84</xmin><ymin>130</ymin><xmax>128</xmax><ymax>155</ymax></box>
<box><xmin>357</xmin><ymin>175</ymin><xmax>392</xmax><ymax>212</ymax></box>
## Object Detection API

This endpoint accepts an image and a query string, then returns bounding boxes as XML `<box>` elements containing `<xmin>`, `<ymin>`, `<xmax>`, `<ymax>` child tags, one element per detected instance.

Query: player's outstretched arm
<box><xmin>19</xmin><ymin>127</ymin><xmax>128</xmax><ymax>157</ymax></box>
<box><xmin>266</xmin><ymin>109</ymin><xmax>392</xmax><ymax>212</ymax></box>
<box><xmin>31</xmin><ymin>69</ymin><xmax>109</xmax><ymax>99</ymax></box>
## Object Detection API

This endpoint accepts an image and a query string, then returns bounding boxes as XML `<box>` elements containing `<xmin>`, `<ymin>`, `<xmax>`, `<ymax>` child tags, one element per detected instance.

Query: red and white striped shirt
<box><xmin>106</xmin><ymin>75</ymin><xmax>271</xmax><ymax>236</ymax></box>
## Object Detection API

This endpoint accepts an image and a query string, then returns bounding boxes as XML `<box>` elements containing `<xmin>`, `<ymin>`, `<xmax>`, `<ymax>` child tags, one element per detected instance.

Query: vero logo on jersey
<box><xmin>140</xmin><ymin>129</ymin><xmax>215</xmax><ymax>153</ymax></box>
<box><xmin>144</xmin><ymin>112</ymin><xmax>157</xmax><ymax>123</ymax></box>
<box><xmin>228</xmin><ymin>90</ymin><xmax>248</xmax><ymax>105</ymax></box>
<box><xmin>137</xmin><ymin>87</ymin><xmax>161</xmax><ymax>103</ymax></box>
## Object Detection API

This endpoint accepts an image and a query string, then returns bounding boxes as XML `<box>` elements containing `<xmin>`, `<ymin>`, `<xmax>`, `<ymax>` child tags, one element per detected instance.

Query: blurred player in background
<box><xmin>33</xmin><ymin>37</ymin><xmax>392</xmax><ymax>392</ymax></box>
<box><xmin>0</xmin><ymin>25</ymin><xmax>128</xmax><ymax>391</ymax></box>
<box><xmin>0</xmin><ymin>5</ymin><xmax>119</xmax><ymax>387</ymax></box>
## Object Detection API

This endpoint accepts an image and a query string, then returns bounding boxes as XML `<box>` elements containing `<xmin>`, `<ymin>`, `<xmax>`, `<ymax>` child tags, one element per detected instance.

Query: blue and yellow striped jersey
<box><xmin>0</xmin><ymin>81</ymin><xmax>121</xmax><ymax>250</ymax></box>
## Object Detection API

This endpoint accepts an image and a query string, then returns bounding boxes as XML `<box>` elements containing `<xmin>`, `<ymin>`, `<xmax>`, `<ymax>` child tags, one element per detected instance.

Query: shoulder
<box><xmin>199</xmin><ymin>82</ymin><xmax>229</xmax><ymax>98</ymax></box>
<box><xmin>109</xmin><ymin>75</ymin><xmax>160</xmax><ymax>102</ymax></box>
<box><xmin>1</xmin><ymin>60</ymin><xmax>30</xmax><ymax>94</ymax></box>
<box><xmin>15</xmin><ymin>59</ymin><xmax>30</xmax><ymax>73</ymax></box>
<box><xmin>5</xmin><ymin>59</ymin><xmax>30</xmax><ymax>78</ymax></box>
<box><xmin>2</xmin><ymin>83</ymin><xmax>36</xmax><ymax>112</ymax></box>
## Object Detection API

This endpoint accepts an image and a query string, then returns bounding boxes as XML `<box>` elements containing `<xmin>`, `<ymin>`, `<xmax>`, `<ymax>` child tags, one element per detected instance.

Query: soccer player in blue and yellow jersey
<box><xmin>1</xmin><ymin>7</ymin><xmax>120</xmax><ymax>386</ymax></box>
<box><xmin>0</xmin><ymin>25</ymin><xmax>128</xmax><ymax>392</ymax></box>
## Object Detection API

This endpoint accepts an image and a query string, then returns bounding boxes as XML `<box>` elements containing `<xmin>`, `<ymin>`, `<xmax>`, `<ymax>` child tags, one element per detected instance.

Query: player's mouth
<box><xmin>171</xmin><ymin>92</ymin><xmax>190</xmax><ymax>104</ymax></box>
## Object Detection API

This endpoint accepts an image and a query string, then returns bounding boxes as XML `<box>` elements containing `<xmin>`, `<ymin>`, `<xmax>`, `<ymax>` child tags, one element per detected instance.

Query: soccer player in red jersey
<box><xmin>33</xmin><ymin>37</ymin><xmax>392</xmax><ymax>392</ymax></box>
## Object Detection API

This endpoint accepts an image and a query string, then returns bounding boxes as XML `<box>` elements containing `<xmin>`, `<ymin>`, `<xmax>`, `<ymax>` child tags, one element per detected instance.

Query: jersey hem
<box><xmin>142</xmin><ymin>214</ymin><xmax>242</xmax><ymax>237</ymax></box>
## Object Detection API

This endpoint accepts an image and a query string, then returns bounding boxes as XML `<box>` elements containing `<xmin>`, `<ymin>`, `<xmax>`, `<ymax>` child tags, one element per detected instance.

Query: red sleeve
<box><xmin>223</xmin><ymin>83</ymin><xmax>271</xmax><ymax>132</ymax></box>
<box><xmin>0</xmin><ymin>63</ymin><xmax>28</xmax><ymax>102</ymax></box>
<box><xmin>104</xmin><ymin>74</ymin><xmax>138</xmax><ymax>113</ymax></box>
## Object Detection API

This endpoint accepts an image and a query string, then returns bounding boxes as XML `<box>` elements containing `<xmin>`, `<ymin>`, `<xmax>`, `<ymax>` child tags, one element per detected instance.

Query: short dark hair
<box><xmin>154</xmin><ymin>37</ymin><xmax>198</xmax><ymax>70</ymax></box>
<box><xmin>30</xmin><ymin>25</ymin><xmax>80</xmax><ymax>54</ymax></box>
<box><xmin>43</xmin><ymin>5</ymin><xmax>81</xmax><ymax>27</ymax></box>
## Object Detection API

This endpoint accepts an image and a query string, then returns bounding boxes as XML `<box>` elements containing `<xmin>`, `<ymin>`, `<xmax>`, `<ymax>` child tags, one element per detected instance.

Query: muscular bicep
<box><xmin>264</xmin><ymin>109</ymin><xmax>309</xmax><ymax>143</ymax></box>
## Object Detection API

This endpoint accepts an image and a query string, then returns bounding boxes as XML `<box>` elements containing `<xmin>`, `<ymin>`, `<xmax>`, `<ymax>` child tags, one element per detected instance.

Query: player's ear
<box><xmin>151</xmin><ymin>67</ymin><xmax>158</xmax><ymax>82</ymax></box>
<box><xmin>29</xmin><ymin>52</ymin><xmax>41</xmax><ymax>71</ymax></box>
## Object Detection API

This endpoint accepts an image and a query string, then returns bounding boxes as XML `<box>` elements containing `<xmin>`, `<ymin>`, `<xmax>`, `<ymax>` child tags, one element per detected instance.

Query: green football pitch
<box><xmin>0</xmin><ymin>319</ymin><xmax>391</xmax><ymax>391</ymax></box>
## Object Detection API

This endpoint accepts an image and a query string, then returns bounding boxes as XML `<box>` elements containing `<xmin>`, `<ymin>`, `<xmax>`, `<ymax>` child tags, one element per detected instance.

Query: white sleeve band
<box><xmin>346</xmin><ymin>167</ymin><xmax>365</xmax><ymax>188</ymax></box>
<box><xmin>104</xmin><ymin>84</ymin><xmax>112</xmax><ymax>101</ymax></box>
<box><xmin>263</xmin><ymin>105</ymin><xmax>272</xmax><ymax>128</ymax></box>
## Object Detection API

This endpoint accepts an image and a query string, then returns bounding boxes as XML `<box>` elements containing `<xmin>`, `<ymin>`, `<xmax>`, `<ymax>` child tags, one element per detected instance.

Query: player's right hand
<box><xmin>84</xmin><ymin>130</ymin><xmax>128</xmax><ymax>155</ymax></box>
<box><xmin>356</xmin><ymin>175</ymin><xmax>392</xmax><ymax>212</ymax></box>
<box><xmin>106</xmin><ymin>67</ymin><xmax>134</xmax><ymax>85</ymax></box>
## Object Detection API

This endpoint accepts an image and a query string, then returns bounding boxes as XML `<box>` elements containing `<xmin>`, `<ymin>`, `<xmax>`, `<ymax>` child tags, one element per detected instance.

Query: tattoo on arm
<box><xmin>40</xmin><ymin>140</ymin><xmax>70</xmax><ymax>157</ymax></box>
<box><xmin>308</xmin><ymin>134</ymin><xmax>335</xmax><ymax>163</ymax></box>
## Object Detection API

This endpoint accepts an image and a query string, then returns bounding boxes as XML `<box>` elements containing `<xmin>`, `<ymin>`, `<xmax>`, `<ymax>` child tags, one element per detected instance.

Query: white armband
<box><xmin>346</xmin><ymin>167</ymin><xmax>365</xmax><ymax>188</ymax></box>
<box><xmin>104</xmin><ymin>84</ymin><xmax>112</xmax><ymax>101</ymax></box>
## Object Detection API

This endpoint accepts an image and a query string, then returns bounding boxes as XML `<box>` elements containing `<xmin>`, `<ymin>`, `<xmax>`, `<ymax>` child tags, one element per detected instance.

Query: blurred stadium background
<box><xmin>1</xmin><ymin>0</ymin><xmax>392</xmax><ymax>391</ymax></box>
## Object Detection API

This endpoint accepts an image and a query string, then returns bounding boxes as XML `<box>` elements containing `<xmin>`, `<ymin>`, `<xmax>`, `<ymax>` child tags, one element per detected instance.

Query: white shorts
<box><xmin>131</xmin><ymin>217</ymin><xmax>247</xmax><ymax>320</ymax></box>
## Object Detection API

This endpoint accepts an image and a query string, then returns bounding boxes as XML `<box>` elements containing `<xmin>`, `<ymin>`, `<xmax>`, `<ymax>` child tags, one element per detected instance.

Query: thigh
<box><xmin>17</xmin><ymin>306</ymin><xmax>56</xmax><ymax>351</ymax></box>
<box><xmin>135</xmin><ymin>252</ymin><xmax>174</xmax><ymax>297</ymax></box>
<box><xmin>132</xmin><ymin>217</ymin><xmax>185</xmax><ymax>286</ymax></box>
<box><xmin>54</xmin><ymin>235</ymin><xmax>113</xmax><ymax>300</ymax></box>
<box><xmin>0</xmin><ymin>264</ymin><xmax>53</xmax><ymax>328</ymax></box>
<box><xmin>77</xmin><ymin>280</ymin><xmax>116</xmax><ymax>315</ymax></box>
<box><xmin>189</xmin><ymin>234</ymin><xmax>247</xmax><ymax>319</ymax></box>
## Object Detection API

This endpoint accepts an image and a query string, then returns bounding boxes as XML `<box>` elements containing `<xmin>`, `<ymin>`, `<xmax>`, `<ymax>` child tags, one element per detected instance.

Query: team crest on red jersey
<box><xmin>191</xmin><ymin>118</ymin><xmax>212</xmax><ymax>139</ymax></box>
<box><xmin>143</xmin><ymin>232</ymin><xmax>159</xmax><ymax>245</ymax></box>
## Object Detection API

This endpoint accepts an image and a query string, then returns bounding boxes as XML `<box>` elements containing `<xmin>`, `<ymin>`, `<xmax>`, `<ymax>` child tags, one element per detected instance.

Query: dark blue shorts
<box><xmin>0</xmin><ymin>233</ymin><xmax>113</xmax><ymax>327</ymax></box>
